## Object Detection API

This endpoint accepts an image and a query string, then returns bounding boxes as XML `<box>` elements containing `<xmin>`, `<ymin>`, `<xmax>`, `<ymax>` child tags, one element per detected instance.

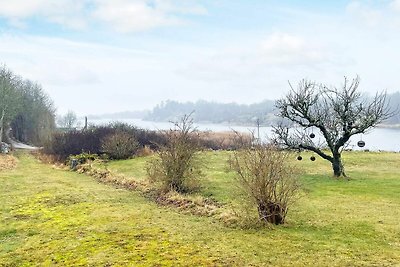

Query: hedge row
<box><xmin>44</xmin><ymin>123</ymin><xmax>248</xmax><ymax>160</ymax></box>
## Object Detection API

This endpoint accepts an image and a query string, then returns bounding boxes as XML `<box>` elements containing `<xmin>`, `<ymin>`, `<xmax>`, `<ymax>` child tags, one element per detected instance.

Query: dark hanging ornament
<box><xmin>357</xmin><ymin>140</ymin><xmax>366</xmax><ymax>148</ymax></box>
<box><xmin>297</xmin><ymin>155</ymin><xmax>303</xmax><ymax>161</ymax></box>
<box><xmin>309</xmin><ymin>133</ymin><xmax>315</xmax><ymax>139</ymax></box>
<box><xmin>310</xmin><ymin>156</ymin><xmax>316</xmax><ymax>161</ymax></box>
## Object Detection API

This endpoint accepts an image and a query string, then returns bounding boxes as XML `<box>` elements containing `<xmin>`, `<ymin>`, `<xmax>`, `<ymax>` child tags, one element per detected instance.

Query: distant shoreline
<box><xmin>84</xmin><ymin>117</ymin><xmax>400</xmax><ymax>130</ymax></box>
<box><xmin>377</xmin><ymin>124</ymin><xmax>400</xmax><ymax>129</ymax></box>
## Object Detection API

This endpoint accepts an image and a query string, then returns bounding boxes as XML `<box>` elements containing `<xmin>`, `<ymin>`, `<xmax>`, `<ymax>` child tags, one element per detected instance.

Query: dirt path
<box><xmin>10</xmin><ymin>139</ymin><xmax>39</xmax><ymax>150</ymax></box>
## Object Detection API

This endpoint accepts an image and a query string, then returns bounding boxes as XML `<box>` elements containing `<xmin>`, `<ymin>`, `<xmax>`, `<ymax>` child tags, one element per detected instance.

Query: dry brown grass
<box><xmin>136</xmin><ymin>145</ymin><xmax>154</xmax><ymax>157</ymax></box>
<box><xmin>198</xmin><ymin>131</ymin><xmax>252</xmax><ymax>150</ymax></box>
<box><xmin>32</xmin><ymin>150</ymin><xmax>67</xmax><ymax>170</ymax></box>
<box><xmin>0</xmin><ymin>154</ymin><xmax>18</xmax><ymax>171</ymax></box>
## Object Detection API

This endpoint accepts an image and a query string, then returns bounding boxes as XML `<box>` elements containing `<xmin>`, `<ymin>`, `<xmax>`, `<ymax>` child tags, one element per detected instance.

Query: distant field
<box><xmin>1</xmin><ymin>151</ymin><xmax>400</xmax><ymax>266</ymax></box>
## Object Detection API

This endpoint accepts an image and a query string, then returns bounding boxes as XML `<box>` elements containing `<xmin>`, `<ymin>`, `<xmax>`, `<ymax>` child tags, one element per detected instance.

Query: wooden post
<box><xmin>83</xmin><ymin>116</ymin><xmax>88</xmax><ymax>131</ymax></box>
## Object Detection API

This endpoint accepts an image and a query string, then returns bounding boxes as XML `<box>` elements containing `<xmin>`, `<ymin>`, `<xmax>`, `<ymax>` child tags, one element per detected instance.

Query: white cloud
<box><xmin>0</xmin><ymin>0</ymin><xmax>87</xmax><ymax>29</ymax></box>
<box><xmin>0</xmin><ymin>0</ymin><xmax>51</xmax><ymax>17</ymax></box>
<box><xmin>92</xmin><ymin>0</ymin><xmax>180</xmax><ymax>32</ymax></box>
<box><xmin>346</xmin><ymin>1</ymin><xmax>383</xmax><ymax>27</ymax></box>
<box><xmin>390</xmin><ymin>0</ymin><xmax>400</xmax><ymax>12</ymax></box>
<box><xmin>91</xmin><ymin>0</ymin><xmax>208</xmax><ymax>32</ymax></box>
<box><xmin>0</xmin><ymin>0</ymin><xmax>207</xmax><ymax>32</ymax></box>
<box><xmin>179</xmin><ymin>32</ymin><xmax>331</xmax><ymax>84</ymax></box>
<box><xmin>345</xmin><ymin>0</ymin><xmax>400</xmax><ymax>29</ymax></box>
<box><xmin>260</xmin><ymin>33</ymin><xmax>326</xmax><ymax>66</ymax></box>
<box><xmin>154</xmin><ymin>0</ymin><xmax>207</xmax><ymax>15</ymax></box>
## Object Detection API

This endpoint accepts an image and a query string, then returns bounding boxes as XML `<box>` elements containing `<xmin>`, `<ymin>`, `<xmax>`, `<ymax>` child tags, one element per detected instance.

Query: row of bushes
<box><xmin>44</xmin><ymin>123</ymin><xmax>166</xmax><ymax>160</ymax></box>
<box><xmin>44</xmin><ymin>122</ymin><xmax>249</xmax><ymax>160</ymax></box>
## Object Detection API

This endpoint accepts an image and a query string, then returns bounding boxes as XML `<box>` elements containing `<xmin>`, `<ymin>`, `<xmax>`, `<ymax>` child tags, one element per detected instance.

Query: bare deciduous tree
<box><xmin>273</xmin><ymin>76</ymin><xmax>392</xmax><ymax>177</ymax></box>
<box><xmin>58</xmin><ymin>110</ymin><xmax>78</xmax><ymax>130</ymax></box>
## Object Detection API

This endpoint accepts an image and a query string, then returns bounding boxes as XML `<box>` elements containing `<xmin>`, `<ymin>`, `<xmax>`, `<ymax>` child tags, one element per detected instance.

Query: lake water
<box><xmin>82</xmin><ymin>118</ymin><xmax>400</xmax><ymax>152</ymax></box>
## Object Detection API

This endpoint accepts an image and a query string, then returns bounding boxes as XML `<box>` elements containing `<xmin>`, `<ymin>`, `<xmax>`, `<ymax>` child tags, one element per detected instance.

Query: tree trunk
<box><xmin>0</xmin><ymin>109</ymin><xmax>5</xmax><ymax>144</ymax></box>
<box><xmin>331</xmin><ymin>152</ymin><xmax>346</xmax><ymax>177</ymax></box>
<box><xmin>257</xmin><ymin>202</ymin><xmax>285</xmax><ymax>225</ymax></box>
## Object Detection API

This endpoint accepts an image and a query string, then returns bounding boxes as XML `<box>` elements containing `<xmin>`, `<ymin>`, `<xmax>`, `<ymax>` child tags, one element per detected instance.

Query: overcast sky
<box><xmin>1</xmin><ymin>0</ymin><xmax>400</xmax><ymax>115</ymax></box>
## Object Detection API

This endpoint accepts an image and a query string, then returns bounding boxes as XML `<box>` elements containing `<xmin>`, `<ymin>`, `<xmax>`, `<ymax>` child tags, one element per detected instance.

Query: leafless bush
<box><xmin>101</xmin><ymin>131</ymin><xmax>139</xmax><ymax>160</ymax></box>
<box><xmin>146</xmin><ymin>114</ymin><xmax>203</xmax><ymax>193</ymax></box>
<box><xmin>229</xmin><ymin>144</ymin><xmax>300</xmax><ymax>225</ymax></box>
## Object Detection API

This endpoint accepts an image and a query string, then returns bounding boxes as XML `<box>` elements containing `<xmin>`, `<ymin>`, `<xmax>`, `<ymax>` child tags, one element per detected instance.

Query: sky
<box><xmin>1</xmin><ymin>0</ymin><xmax>400</xmax><ymax>116</ymax></box>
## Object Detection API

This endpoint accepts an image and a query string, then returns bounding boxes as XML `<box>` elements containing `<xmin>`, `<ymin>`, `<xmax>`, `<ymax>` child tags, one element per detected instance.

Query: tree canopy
<box><xmin>0</xmin><ymin>65</ymin><xmax>56</xmax><ymax>146</ymax></box>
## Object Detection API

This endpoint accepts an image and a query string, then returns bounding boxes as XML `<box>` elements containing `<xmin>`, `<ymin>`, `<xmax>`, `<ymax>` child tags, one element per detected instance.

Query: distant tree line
<box><xmin>145</xmin><ymin>99</ymin><xmax>277</xmax><ymax>125</ymax></box>
<box><xmin>0</xmin><ymin>65</ymin><xmax>56</xmax><ymax>146</ymax></box>
<box><xmin>145</xmin><ymin>94</ymin><xmax>400</xmax><ymax>126</ymax></box>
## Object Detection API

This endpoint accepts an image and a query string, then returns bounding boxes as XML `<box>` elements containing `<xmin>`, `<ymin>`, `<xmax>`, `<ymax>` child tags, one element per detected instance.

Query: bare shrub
<box><xmin>101</xmin><ymin>131</ymin><xmax>139</xmax><ymax>160</ymax></box>
<box><xmin>146</xmin><ymin>114</ymin><xmax>203</xmax><ymax>193</ymax></box>
<box><xmin>229</xmin><ymin>144</ymin><xmax>300</xmax><ymax>225</ymax></box>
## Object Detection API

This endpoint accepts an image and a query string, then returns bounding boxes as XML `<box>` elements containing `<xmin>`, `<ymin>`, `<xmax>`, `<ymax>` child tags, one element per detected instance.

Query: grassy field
<box><xmin>1</xmin><ymin>151</ymin><xmax>400</xmax><ymax>266</ymax></box>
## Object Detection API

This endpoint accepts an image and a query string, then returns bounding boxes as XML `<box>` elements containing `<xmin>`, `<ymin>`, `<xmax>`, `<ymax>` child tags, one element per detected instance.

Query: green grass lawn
<box><xmin>1</xmin><ymin>151</ymin><xmax>400</xmax><ymax>266</ymax></box>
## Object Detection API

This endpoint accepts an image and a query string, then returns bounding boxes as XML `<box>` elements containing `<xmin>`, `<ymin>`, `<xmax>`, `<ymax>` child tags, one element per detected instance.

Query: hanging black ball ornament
<box><xmin>357</xmin><ymin>140</ymin><xmax>366</xmax><ymax>148</ymax></box>
<box><xmin>309</xmin><ymin>133</ymin><xmax>315</xmax><ymax>139</ymax></box>
<box><xmin>310</xmin><ymin>156</ymin><xmax>316</xmax><ymax>161</ymax></box>
<box><xmin>297</xmin><ymin>155</ymin><xmax>302</xmax><ymax>161</ymax></box>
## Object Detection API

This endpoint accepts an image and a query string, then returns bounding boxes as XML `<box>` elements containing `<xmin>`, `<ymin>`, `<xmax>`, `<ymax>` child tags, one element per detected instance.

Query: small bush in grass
<box><xmin>146</xmin><ymin>114</ymin><xmax>203</xmax><ymax>193</ymax></box>
<box><xmin>229</xmin><ymin>144</ymin><xmax>300</xmax><ymax>225</ymax></box>
<box><xmin>101</xmin><ymin>131</ymin><xmax>139</xmax><ymax>160</ymax></box>
<box><xmin>67</xmin><ymin>152</ymin><xmax>98</xmax><ymax>170</ymax></box>
<box><xmin>67</xmin><ymin>152</ymin><xmax>98</xmax><ymax>164</ymax></box>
